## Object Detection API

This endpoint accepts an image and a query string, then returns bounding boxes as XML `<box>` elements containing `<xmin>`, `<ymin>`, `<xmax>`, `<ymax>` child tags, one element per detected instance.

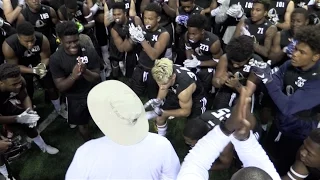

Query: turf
<box><xmin>9</xmin><ymin>85</ymin><xmax>231</xmax><ymax>180</ymax></box>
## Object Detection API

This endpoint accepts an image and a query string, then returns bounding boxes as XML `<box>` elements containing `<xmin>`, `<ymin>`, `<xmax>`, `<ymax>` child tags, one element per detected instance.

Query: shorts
<box><xmin>162</xmin><ymin>91</ymin><xmax>207</xmax><ymax>119</ymax></box>
<box><xmin>128</xmin><ymin>65</ymin><xmax>158</xmax><ymax>99</ymax></box>
<box><xmin>66</xmin><ymin>97</ymin><xmax>92</xmax><ymax>125</ymax></box>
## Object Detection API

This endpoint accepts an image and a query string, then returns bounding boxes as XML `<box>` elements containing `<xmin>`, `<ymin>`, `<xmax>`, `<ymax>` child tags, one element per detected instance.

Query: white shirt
<box><xmin>177</xmin><ymin>126</ymin><xmax>231</xmax><ymax>180</ymax></box>
<box><xmin>177</xmin><ymin>126</ymin><xmax>281</xmax><ymax>180</ymax></box>
<box><xmin>66</xmin><ymin>133</ymin><xmax>181</xmax><ymax>180</ymax></box>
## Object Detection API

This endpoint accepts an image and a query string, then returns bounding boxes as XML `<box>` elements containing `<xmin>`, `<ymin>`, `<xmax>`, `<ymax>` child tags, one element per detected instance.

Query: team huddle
<box><xmin>0</xmin><ymin>0</ymin><xmax>320</xmax><ymax>179</ymax></box>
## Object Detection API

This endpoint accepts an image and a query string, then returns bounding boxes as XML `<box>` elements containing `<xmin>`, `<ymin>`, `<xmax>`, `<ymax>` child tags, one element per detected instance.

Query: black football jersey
<box><xmin>21</xmin><ymin>5</ymin><xmax>54</xmax><ymax>38</ymax></box>
<box><xmin>189</xmin><ymin>31</ymin><xmax>219</xmax><ymax>62</ymax></box>
<box><xmin>139</xmin><ymin>26</ymin><xmax>168</xmax><ymax>69</ymax></box>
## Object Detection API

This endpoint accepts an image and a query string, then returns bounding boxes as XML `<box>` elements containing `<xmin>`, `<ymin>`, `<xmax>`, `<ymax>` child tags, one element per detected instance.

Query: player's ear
<box><xmin>312</xmin><ymin>53</ymin><xmax>320</xmax><ymax>62</ymax></box>
<box><xmin>157</xmin><ymin>16</ymin><xmax>161</xmax><ymax>23</ymax></box>
<box><xmin>201</xmin><ymin>29</ymin><xmax>205</xmax><ymax>35</ymax></box>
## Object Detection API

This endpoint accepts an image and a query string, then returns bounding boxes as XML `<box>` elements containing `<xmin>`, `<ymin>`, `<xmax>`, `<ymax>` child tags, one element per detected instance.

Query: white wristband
<box><xmin>287</xmin><ymin>172</ymin><xmax>297</xmax><ymax>180</ymax></box>
<box><xmin>290</xmin><ymin>166</ymin><xmax>308</xmax><ymax>179</ymax></box>
<box><xmin>185</xmin><ymin>43</ymin><xmax>192</xmax><ymax>50</ymax></box>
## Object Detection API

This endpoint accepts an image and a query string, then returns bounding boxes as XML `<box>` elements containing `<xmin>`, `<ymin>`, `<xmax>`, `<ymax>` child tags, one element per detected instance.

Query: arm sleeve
<box><xmin>177</xmin><ymin>126</ymin><xmax>231</xmax><ymax>180</ymax></box>
<box><xmin>161</xmin><ymin>140</ymin><xmax>181</xmax><ymax>180</ymax></box>
<box><xmin>266</xmin><ymin>64</ymin><xmax>320</xmax><ymax>116</ymax></box>
<box><xmin>231</xmin><ymin>131</ymin><xmax>281</xmax><ymax>180</ymax></box>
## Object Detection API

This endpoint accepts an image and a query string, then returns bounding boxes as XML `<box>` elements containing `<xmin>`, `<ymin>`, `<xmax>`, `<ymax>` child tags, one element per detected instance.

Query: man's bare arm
<box><xmin>162</xmin><ymin>83</ymin><xmax>196</xmax><ymax>117</ymax></box>
<box><xmin>253</xmin><ymin>25</ymin><xmax>277</xmax><ymax>58</ymax></box>
<box><xmin>40</xmin><ymin>35</ymin><xmax>51</xmax><ymax>67</ymax></box>
<box><xmin>3</xmin><ymin>0</ymin><xmax>23</xmax><ymax>24</ymax></box>
<box><xmin>276</xmin><ymin>1</ymin><xmax>294</xmax><ymax>30</ymax></box>
<box><xmin>141</xmin><ymin>32</ymin><xmax>170</xmax><ymax>60</ymax></box>
<box><xmin>162</xmin><ymin>0</ymin><xmax>177</xmax><ymax>18</ymax></box>
<box><xmin>268</xmin><ymin>31</ymin><xmax>285</xmax><ymax>64</ymax></box>
<box><xmin>3</xmin><ymin>41</ymin><xmax>33</xmax><ymax>74</ymax></box>
<box><xmin>212</xmin><ymin>55</ymin><xmax>228</xmax><ymax>88</ymax></box>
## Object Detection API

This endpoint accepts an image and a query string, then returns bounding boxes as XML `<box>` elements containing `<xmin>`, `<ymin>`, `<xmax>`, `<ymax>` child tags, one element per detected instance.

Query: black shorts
<box><xmin>162</xmin><ymin>91</ymin><xmax>207</xmax><ymax>119</ymax></box>
<box><xmin>66</xmin><ymin>97</ymin><xmax>91</xmax><ymax>125</ymax></box>
<box><xmin>128</xmin><ymin>65</ymin><xmax>158</xmax><ymax>99</ymax></box>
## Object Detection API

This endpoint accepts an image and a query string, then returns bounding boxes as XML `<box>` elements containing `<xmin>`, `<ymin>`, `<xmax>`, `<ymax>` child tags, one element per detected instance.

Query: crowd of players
<box><xmin>0</xmin><ymin>0</ymin><xmax>319</xmax><ymax>179</ymax></box>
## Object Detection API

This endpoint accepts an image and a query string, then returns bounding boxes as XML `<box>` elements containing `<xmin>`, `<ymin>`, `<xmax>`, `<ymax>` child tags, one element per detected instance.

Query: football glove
<box><xmin>183</xmin><ymin>54</ymin><xmax>201</xmax><ymax>68</ymax></box>
<box><xmin>144</xmin><ymin>98</ymin><xmax>164</xmax><ymax>109</ymax></box>
<box><xmin>227</xmin><ymin>4</ymin><xmax>244</xmax><ymax>19</ymax></box>
<box><xmin>175</xmin><ymin>15</ymin><xmax>189</xmax><ymax>26</ymax></box>
<box><xmin>32</xmin><ymin>63</ymin><xmax>47</xmax><ymax>79</ymax></box>
<box><xmin>145</xmin><ymin>107</ymin><xmax>164</xmax><ymax>120</ymax></box>
<box><xmin>16</xmin><ymin>108</ymin><xmax>40</xmax><ymax>127</ymax></box>
<box><xmin>129</xmin><ymin>23</ymin><xmax>145</xmax><ymax>43</ymax></box>
<box><xmin>249</xmin><ymin>60</ymin><xmax>273</xmax><ymax>84</ymax></box>
<box><xmin>268</xmin><ymin>8</ymin><xmax>279</xmax><ymax>25</ymax></box>
<box><xmin>283</xmin><ymin>39</ymin><xmax>297</xmax><ymax>58</ymax></box>
<box><xmin>241</xmin><ymin>26</ymin><xmax>251</xmax><ymax>36</ymax></box>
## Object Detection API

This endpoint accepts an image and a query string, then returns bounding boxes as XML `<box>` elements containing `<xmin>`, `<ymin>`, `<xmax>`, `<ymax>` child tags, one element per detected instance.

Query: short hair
<box><xmin>295</xmin><ymin>25</ymin><xmax>320</xmax><ymax>54</ymax></box>
<box><xmin>309</xmin><ymin>128</ymin><xmax>320</xmax><ymax>145</ymax></box>
<box><xmin>231</xmin><ymin>167</ymin><xmax>273</xmax><ymax>180</ymax></box>
<box><xmin>183</xmin><ymin>119</ymin><xmax>211</xmax><ymax>140</ymax></box>
<box><xmin>56</xmin><ymin>21</ymin><xmax>79</xmax><ymax>38</ymax></box>
<box><xmin>112</xmin><ymin>2</ymin><xmax>126</xmax><ymax>11</ymax></box>
<box><xmin>291</xmin><ymin>8</ymin><xmax>309</xmax><ymax>20</ymax></box>
<box><xmin>187</xmin><ymin>14</ymin><xmax>207</xmax><ymax>30</ymax></box>
<box><xmin>65</xmin><ymin>0</ymin><xmax>77</xmax><ymax>9</ymax></box>
<box><xmin>144</xmin><ymin>3</ymin><xmax>162</xmax><ymax>16</ymax></box>
<box><xmin>226</xmin><ymin>35</ymin><xmax>254</xmax><ymax>62</ymax></box>
<box><xmin>152</xmin><ymin>58</ymin><xmax>174</xmax><ymax>84</ymax></box>
<box><xmin>253</xmin><ymin>0</ymin><xmax>270</xmax><ymax>11</ymax></box>
<box><xmin>16</xmin><ymin>22</ymin><xmax>35</xmax><ymax>36</ymax></box>
<box><xmin>0</xmin><ymin>64</ymin><xmax>21</xmax><ymax>81</ymax></box>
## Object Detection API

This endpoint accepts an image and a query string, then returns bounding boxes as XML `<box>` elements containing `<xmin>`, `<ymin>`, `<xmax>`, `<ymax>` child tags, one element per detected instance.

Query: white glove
<box><xmin>227</xmin><ymin>4</ymin><xmax>244</xmax><ymax>18</ymax></box>
<box><xmin>268</xmin><ymin>9</ymin><xmax>279</xmax><ymax>25</ymax></box>
<box><xmin>183</xmin><ymin>54</ymin><xmax>201</xmax><ymax>68</ymax></box>
<box><xmin>211</xmin><ymin>7</ymin><xmax>221</xmax><ymax>17</ymax></box>
<box><xmin>129</xmin><ymin>23</ymin><xmax>145</xmax><ymax>43</ymax></box>
<box><xmin>16</xmin><ymin>108</ymin><xmax>40</xmax><ymax>125</ymax></box>
<box><xmin>18</xmin><ymin>0</ymin><xmax>25</xmax><ymax>6</ymax></box>
<box><xmin>144</xmin><ymin>98</ymin><xmax>164</xmax><ymax>109</ymax></box>
<box><xmin>241</xmin><ymin>26</ymin><xmax>251</xmax><ymax>36</ymax></box>
<box><xmin>145</xmin><ymin>107</ymin><xmax>163</xmax><ymax>120</ymax></box>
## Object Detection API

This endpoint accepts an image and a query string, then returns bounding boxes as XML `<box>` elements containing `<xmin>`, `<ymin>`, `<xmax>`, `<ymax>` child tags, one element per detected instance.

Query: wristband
<box><xmin>290</xmin><ymin>166</ymin><xmax>308</xmax><ymax>179</ymax></box>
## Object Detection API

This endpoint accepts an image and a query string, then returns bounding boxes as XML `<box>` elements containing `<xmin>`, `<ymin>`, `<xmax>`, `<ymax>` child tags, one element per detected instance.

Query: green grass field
<box><xmin>9</xmin><ymin>86</ymin><xmax>232</xmax><ymax>180</ymax></box>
